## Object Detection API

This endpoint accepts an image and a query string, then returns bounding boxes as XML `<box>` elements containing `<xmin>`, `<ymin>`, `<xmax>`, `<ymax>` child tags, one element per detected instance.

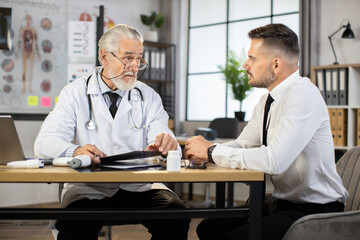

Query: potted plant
<box><xmin>218</xmin><ymin>50</ymin><xmax>252</xmax><ymax>121</ymax></box>
<box><xmin>140</xmin><ymin>11</ymin><xmax>164</xmax><ymax>42</ymax></box>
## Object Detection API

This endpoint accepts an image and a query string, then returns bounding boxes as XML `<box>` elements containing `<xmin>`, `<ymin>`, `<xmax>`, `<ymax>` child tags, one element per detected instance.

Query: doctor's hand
<box><xmin>73</xmin><ymin>144</ymin><xmax>107</xmax><ymax>165</ymax></box>
<box><xmin>184</xmin><ymin>135</ymin><xmax>211</xmax><ymax>161</ymax></box>
<box><xmin>146</xmin><ymin>133</ymin><xmax>178</xmax><ymax>156</ymax></box>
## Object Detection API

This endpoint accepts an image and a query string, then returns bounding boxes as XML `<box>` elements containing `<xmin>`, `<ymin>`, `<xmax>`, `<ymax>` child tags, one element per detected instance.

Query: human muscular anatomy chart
<box><xmin>20</xmin><ymin>14</ymin><xmax>41</xmax><ymax>93</ymax></box>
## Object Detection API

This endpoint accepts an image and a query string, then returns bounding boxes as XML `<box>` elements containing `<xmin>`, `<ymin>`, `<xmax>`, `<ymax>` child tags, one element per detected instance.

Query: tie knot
<box><xmin>107</xmin><ymin>92</ymin><xmax>119</xmax><ymax>105</ymax></box>
<box><xmin>265</xmin><ymin>94</ymin><xmax>274</xmax><ymax>107</ymax></box>
<box><xmin>107</xmin><ymin>92</ymin><xmax>119</xmax><ymax>118</ymax></box>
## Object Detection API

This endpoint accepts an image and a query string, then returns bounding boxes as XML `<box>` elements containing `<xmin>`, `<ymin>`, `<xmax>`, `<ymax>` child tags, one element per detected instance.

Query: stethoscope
<box><xmin>85</xmin><ymin>75</ymin><xmax>145</xmax><ymax>131</ymax></box>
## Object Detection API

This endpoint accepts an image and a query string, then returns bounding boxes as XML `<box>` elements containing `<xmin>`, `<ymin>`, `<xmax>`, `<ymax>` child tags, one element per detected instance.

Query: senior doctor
<box><xmin>34</xmin><ymin>24</ymin><xmax>189</xmax><ymax>240</ymax></box>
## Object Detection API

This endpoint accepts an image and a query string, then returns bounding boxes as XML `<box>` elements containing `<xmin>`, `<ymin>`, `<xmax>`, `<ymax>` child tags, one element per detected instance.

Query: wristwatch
<box><xmin>207</xmin><ymin>145</ymin><xmax>216</xmax><ymax>163</ymax></box>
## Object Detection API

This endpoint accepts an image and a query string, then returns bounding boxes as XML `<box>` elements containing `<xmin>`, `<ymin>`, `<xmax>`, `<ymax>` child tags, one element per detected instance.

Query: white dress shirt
<box><xmin>212</xmin><ymin>70</ymin><xmax>348</xmax><ymax>204</ymax></box>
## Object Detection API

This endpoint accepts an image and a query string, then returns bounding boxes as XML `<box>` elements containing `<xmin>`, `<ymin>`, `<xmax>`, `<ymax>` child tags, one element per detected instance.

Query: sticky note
<box><xmin>28</xmin><ymin>96</ymin><xmax>38</xmax><ymax>106</ymax></box>
<box><xmin>41</xmin><ymin>97</ymin><xmax>51</xmax><ymax>107</ymax></box>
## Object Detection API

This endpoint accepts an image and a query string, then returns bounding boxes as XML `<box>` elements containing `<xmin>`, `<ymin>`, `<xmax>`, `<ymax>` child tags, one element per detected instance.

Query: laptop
<box><xmin>0</xmin><ymin>115</ymin><xmax>26</xmax><ymax>165</ymax></box>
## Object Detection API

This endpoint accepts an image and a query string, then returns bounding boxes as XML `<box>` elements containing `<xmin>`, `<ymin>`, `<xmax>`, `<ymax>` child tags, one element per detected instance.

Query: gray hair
<box><xmin>98</xmin><ymin>24</ymin><xmax>144</xmax><ymax>64</ymax></box>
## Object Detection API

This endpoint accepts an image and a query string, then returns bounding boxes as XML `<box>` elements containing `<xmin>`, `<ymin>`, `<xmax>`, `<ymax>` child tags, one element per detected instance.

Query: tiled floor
<box><xmin>0</xmin><ymin>218</ymin><xmax>202</xmax><ymax>240</ymax></box>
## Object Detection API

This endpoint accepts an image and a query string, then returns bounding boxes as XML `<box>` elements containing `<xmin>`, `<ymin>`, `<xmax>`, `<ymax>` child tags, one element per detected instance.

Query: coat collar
<box><xmin>269</xmin><ymin>69</ymin><xmax>301</xmax><ymax>102</ymax></box>
<box><xmin>87</xmin><ymin>67</ymin><xmax>132</xmax><ymax>122</ymax></box>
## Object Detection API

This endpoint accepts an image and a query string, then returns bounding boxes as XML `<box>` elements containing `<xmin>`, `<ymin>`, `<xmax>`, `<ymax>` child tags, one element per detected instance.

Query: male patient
<box><xmin>35</xmin><ymin>24</ymin><xmax>189</xmax><ymax>240</ymax></box>
<box><xmin>185</xmin><ymin>23</ymin><xmax>348</xmax><ymax>240</ymax></box>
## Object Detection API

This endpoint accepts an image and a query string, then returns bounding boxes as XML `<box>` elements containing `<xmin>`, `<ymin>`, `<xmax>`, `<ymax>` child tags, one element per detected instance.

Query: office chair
<box><xmin>282</xmin><ymin>146</ymin><xmax>360</xmax><ymax>240</ymax></box>
<box><xmin>209</xmin><ymin>118</ymin><xmax>242</xmax><ymax>138</ymax></box>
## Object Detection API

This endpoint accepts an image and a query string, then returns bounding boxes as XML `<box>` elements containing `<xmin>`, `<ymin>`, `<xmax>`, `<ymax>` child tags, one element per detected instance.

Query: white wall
<box><xmin>316</xmin><ymin>0</ymin><xmax>360</xmax><ymax>66</ymax></box>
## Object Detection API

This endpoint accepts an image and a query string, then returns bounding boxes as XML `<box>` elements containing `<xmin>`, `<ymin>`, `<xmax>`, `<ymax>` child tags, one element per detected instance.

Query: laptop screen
<box><xmin>0</xmin><ymin>115</ymin><xmax>25</xmax><ymax>164</ymax></box>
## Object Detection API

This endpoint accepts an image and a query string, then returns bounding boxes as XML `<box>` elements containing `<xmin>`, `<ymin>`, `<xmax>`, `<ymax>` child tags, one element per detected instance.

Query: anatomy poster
<box><xmin>0</xmin><ymin>0</ymin><xmax>67</xmax><ymax>114</ymax></box>
<box><xmin>67</xmin><ymin>63</ymin><xmax>94</xmax><ymax>84</ymax></box>
<box><xmin>68</xmin><ymin>21</ymin><xmax>96</xmax><ymax>58</ymax></box>
<box><xmin>0</xmin><ymin>0</ymin><xmax>132</xmax><ymax>115</ymax></box>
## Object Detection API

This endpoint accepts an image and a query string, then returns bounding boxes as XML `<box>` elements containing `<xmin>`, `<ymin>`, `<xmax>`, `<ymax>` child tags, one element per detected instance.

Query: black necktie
<box><xmin>107</xmin><ymin>92</ymin><xmax>119</xmax><ymax>118</ymax></box>
<box><xmin>262</xmin><ymin>94</ymin><xmax>274</xmax><ymax>146</ymax></box>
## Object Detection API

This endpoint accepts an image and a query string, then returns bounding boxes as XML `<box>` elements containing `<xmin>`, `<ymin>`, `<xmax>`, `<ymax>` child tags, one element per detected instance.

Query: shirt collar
<box><xmin>97</xmin><ymin>67</ymin><xmax>125</xmax><ymax>97</ymax></box>
<box><xmin>269</xmin><ymin>69</ymin><xmax>300</xmax><ymax>102</ymax></box>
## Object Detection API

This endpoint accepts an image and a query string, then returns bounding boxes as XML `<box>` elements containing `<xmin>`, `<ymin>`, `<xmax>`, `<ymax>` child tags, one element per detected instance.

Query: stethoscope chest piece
<box><xmin>85</xmin><ymin>120</ymin><xmax>96</xmax><ymax>131</ymax></box>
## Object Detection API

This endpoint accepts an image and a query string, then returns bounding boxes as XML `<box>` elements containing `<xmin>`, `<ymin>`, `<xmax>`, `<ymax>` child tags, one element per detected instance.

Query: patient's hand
<box><xmin>184</xmin><ymin>135</ymin><xmax>211</xmax><ymax>160</ymax></box>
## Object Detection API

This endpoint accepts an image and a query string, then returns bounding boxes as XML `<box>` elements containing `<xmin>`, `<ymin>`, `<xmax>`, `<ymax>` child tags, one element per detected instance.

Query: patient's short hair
<box><xmin>248</xmin><ymin>23</ymin><xmax>299</xmax><ymax>60</ymax></box>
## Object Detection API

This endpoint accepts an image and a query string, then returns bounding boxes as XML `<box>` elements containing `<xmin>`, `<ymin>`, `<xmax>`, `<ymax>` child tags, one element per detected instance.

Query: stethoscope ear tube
<box><xmin>128</xmin><ymin>87</ymin><xmax>144</xmax><ymax>102</ymax></box>
<box><xmin>128</xmin><ymin>87</ymin><xmax>145</xmax><ymax>129</ymax></box>
<box><xmin>85</xmin><ymin>75</ymin><xmax>96</xmax><ymax>131</ymax></box>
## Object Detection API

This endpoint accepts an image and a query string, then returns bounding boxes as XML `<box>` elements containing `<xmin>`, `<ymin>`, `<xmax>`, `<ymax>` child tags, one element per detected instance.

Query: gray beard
<box><xmin>108</xmin><ymin>70</ymin><xmax>137</xmax><ymax>90</ymax></box>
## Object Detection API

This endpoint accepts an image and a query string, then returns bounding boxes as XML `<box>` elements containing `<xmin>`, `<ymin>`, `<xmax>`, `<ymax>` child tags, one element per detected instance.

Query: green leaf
<box><xmin>140</xmin><ymin>15</ymin><xmax>152</xmax><ymax>26</ymax></box>
<box><xmin>150</xmin><ymin>11</ymin><xmax>157</xmax><ymax>22</ymax></box>
<box><xmin>140</xmin><ymin>11</ymin><xmax>164</xmax><ymax>29</ymax></box>
<box><xmin>154</xmin><ymin>14</ymin><xmax>164</xmax><ymax>28</ymax></box>
<box><xmin>218</xmin><ymin>50</ymin><xmax>252</xmax><ymax>111</ymax></box>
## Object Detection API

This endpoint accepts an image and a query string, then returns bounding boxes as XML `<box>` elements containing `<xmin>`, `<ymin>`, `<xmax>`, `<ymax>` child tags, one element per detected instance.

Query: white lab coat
<box><xmin>34</xmin><ymin>67</ymin><xmax>180</xmax><ymax>207</ymax></box>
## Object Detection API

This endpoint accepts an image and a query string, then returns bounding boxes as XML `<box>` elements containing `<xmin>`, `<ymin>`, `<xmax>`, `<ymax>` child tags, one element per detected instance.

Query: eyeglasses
<box><xmin>185</xmin><ymin>159</ymin><xmax>208</xmax><ymax>169</ymax></box>
<box><xmin>110</xmin><ymin>52</ymin><xmax>148</xmax><ymax>70</ymax></box>
<box><xmin>156</xmin><ymin>156</ymin><xmax>207</xmax><ymax>169</ymax></box>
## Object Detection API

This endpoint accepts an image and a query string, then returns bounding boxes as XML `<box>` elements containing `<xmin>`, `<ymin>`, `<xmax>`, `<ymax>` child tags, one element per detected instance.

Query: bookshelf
<box><xmin>311</xmin><ymin>63</ymin><xmax>360</xmax><ymax>150</ymax></box>
<box><xmin>140</xmin><ymin>41</ymin><xmax>176</xmax><ymax>132</ymax></box>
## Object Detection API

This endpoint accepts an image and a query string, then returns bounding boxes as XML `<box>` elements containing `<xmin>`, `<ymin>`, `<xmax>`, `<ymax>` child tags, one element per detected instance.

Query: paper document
<box><xmin>100</xmin><ymin>151</ymin><xmax>162</xmax><ymax>164</ymax></box>
<box><xmin>100</xmin><ymin>159</ymin><xmax>163</xmax><ymax>170</ymax></box>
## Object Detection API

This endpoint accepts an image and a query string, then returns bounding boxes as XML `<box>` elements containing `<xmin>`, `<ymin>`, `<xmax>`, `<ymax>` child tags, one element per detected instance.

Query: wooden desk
<box><xmin>176</xmin><ymin>136</ymin><xmax>235</xmax><ymax>146</ymax></box>
<box><xmin>0</xmin><ymin>164</ymin><xmax>264</xmax><ymax>240</ymax></box>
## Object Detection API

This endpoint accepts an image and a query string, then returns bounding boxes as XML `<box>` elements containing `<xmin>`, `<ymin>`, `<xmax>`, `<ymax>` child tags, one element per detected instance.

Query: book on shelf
<box><xmin>331</xmin><ymin>69</ymin><xmax>339</xmax><ymax>105</ymax></box>
<box><xmin>328</xmin><ymin>108</ymin><xmax>347</xmax><ymax>146</ymax></box>
<box><xmin>325</xmin><ymin>69</ymin><xmax>333</xmax><ymax>105</ymax></box>
<box><xmin>336</xmin><ymin>109</ymin><xmax>347</xmax><ymax>146</ymax></box>
<box><xmin>315</xmin><ymin>68</ymin><xmax>349</xmax><ymax>105</ymax></box>
<box><xmin>150</xmin><ymin>51</ymin><xmax>161</xmax><ymax>80</ymax></box>
<box><xmin>159</xmin><ymin>50</ymin><xmax>166</xmax><ymax>81</ymax></box>
<box><xmin>316</xmin><ymin>69</ymin><xmax>326</xmax><ymax>102</ymax></box>
<box><xmin>329</xmin><ymin>109</ymin><xmax>338</xmax><ymax>145</ymax></box>
<box><xmin>339</xmin><ymin>68</ymin><xmax>348</xmax><ymax>105</ymax></box>
<box><xmin>315</xmin><ymin>67</ymin><xmax>348</xmax><ymax>106</ymax></box>
<box><xmin>142</xmin><ymin>49</ymin><xmax>150</xmax><ymax>80</ymax></box>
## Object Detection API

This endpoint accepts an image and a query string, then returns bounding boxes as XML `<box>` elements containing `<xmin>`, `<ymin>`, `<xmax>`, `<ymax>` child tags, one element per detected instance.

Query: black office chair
<box><xmin>209</xmin><ymin>118</ymin><xmax>241</xmax><ymax>138</ymax></box>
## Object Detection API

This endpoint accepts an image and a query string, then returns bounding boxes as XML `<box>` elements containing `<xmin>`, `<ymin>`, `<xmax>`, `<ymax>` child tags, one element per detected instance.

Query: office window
<box><xmin>187</xmin><ymin>0</ymin><xmax>299</xmax><ymax>121</ymax></box>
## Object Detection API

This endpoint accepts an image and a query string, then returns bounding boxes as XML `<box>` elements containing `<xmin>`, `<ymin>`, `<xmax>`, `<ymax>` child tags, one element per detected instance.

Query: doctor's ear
<box><xmin>100</xmin><ymin>50</ymin><xmax>108</xmax><ymax>65</ymax></box>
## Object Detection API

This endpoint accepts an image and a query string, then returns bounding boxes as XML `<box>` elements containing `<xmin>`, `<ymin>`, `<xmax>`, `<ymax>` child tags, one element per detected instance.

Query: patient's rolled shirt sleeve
<box><xmin>212</xmin><ymin>145</ymin><xmax>246</xmax><ymax>169</ymax></box>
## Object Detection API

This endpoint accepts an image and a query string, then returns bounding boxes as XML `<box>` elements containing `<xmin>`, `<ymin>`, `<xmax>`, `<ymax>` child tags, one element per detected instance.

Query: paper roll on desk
<box><xmin>7</xmin><ymin>159</ymin><xmax>44</xmax><ymax>168</ymax></box>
